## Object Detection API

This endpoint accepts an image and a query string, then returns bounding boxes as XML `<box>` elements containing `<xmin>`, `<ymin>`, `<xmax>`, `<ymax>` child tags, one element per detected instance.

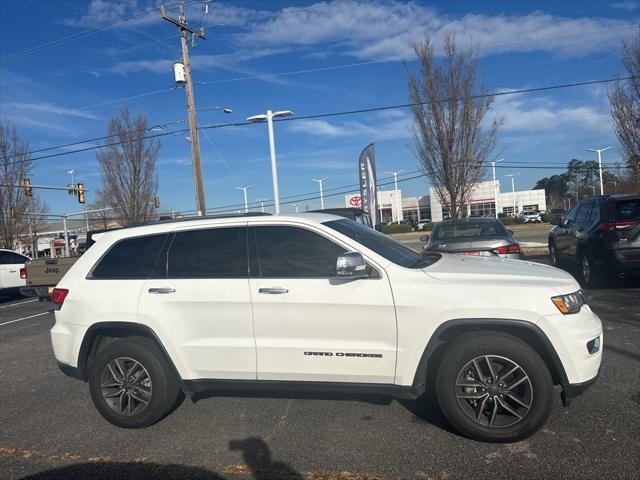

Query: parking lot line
<box><xmin>0</xmin><ymin>311</ymin><xmax>51</xmax><ymax>326</ymax></box>
<box><xmin>0</xmin><ymin>298</ymin><xmax>38</xmax><ymax>309</ymax></box>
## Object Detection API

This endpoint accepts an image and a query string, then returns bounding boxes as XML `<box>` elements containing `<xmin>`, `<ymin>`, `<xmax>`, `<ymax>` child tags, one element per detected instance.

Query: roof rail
<box><xmin>119</xmin><ymin>212</ymin><xmax>272</xmax><ymax>230</ymax></box>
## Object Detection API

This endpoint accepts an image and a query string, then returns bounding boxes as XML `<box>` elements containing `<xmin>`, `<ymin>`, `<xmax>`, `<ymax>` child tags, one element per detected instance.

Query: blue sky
<box><xmin>0</xmin><ymin>0</ymin><xmax>638</xmax><ymax>214</ymax></box>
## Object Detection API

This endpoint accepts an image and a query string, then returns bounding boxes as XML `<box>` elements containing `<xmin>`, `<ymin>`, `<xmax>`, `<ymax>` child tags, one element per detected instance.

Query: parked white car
<box><xmin>520</xmin><ymin>211</ymin><xmax>542</xmax><ymax>223</ymax></box>
<box><xmin>0</xmin><ymin>249</ymin><xmax>29</xmax><ymax>294</ymax></box>
<box><xmin>51</xmin><ymin>214</ymin><xmax>602</xmax><ymax>442</ymax></box>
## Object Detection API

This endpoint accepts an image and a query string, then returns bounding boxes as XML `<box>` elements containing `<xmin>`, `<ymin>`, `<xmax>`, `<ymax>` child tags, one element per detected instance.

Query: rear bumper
<box><xmin>610</xmin><ymin>248</ymin><xmax>640</xmax><ymax>276</ymax></box>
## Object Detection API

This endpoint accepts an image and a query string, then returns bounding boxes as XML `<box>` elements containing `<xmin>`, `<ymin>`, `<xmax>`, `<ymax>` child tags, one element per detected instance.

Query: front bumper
<box><xmin>538</xmin><ymin>305</ymin><xmax>603</xmax><ymax>386</ymax></box>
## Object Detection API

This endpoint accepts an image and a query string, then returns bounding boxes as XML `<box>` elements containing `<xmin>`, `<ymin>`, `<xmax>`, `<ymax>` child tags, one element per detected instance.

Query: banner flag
<box><xmin>358</xmin><ymin>143</ymin><xmax>377</xmax><ymax>225</ymax></box>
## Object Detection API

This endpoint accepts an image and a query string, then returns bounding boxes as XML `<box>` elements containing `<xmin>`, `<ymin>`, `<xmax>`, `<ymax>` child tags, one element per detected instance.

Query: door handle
<box><xmin>258</xmin><ymin>287</ymin><xmax>289</xmax><ymax>294</ymax></box>
<box><xmin>148</xmin><ymin>287</ymin><xmax>176</xmax><ymax>294</ymax></box>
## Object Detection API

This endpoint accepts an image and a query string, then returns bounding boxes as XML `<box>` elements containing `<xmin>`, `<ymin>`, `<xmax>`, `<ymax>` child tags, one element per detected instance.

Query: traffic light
<box><xmin>77</xmin><ymin>183</ymin><xmax>85</xmax><ymax>204</ymax></box>
<box><xmin>154</xmin><ymin>196</ymin><xmax>160</xmax><ymax>208</ymax></box>
<box><xmin>23</xmin><ymin>178</ymin><xmax>32</xmax><ymax>196</ymax></box>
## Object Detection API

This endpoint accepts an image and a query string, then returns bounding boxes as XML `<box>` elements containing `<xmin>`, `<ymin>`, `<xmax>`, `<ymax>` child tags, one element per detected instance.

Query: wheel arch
<box><xmin>411</xmin><ymin>319</ymin><xmax>569</xmax><ymax>395</ymax></box>
<box><xmin>76</xmin><ymin>322</ymin><xmax>182</xmax><ymax>384</ymax></box>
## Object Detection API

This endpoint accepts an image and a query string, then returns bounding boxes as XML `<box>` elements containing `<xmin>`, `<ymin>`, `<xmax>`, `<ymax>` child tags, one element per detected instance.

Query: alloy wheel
<box><xmin>100</xmin><ymin>357</ymin><xmax>152</xmax><ymax>416</ymax></box>
<box><xmin>550</xmin><ymin>246</ymin><xmax>557</xmax><ymax>266</ymax></box>
<box><xmin>455</xmin><ymin>355</ymin><xmax>533</xmax><ymax>428</ymax></box>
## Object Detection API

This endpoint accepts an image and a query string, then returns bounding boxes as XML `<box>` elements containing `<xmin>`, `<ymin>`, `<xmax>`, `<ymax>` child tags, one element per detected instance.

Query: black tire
<box><xmin>89</xmin><ymin>336</ymin><xmax>180</xmax><ymax>428</ymax></box>
<box><xmin>579</xmin><ymin>252</ymin><xmax>601</xmax><ymax>288</ymax></box>
<box><xmin>549</xmin><ymin>242</ymin><xmax>561</xmax><ymax>268</ymax></box>
<box><xmin>435</xmin><ymin>332</ymin><xmax>553</xmax><ymax>443</ymax></box>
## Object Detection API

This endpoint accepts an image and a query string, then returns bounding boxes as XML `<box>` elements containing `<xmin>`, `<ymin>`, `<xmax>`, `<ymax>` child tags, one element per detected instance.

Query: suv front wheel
<box><xmin>435</xmin><ymin>332</ymin><xmax>553</xmax><ymax>443</ymax></box>
<box><xmin>89</xmin><ymin>336</ymin><xmax>180</xmax><ymax>428</ymax></box>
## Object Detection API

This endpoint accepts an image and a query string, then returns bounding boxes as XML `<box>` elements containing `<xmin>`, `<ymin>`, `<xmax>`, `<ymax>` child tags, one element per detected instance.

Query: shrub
<box><xmin>541</xmin><ymin>213</ymin><xmax>555</xmax><ymax>223</ymax></box>
<box><xmin>383</xmin><ymin>223</ymin><xmax>413</xmax><ymax>234</ymax></box>
<box><xmin>499</xmin><ymin>216</ymin><xmax>516</xmax><ymax>226</ymax></box>
<box><xmin>515</xmin><ymin>216</ymin><xmax>526</xmax><ymax>224</ymax></box>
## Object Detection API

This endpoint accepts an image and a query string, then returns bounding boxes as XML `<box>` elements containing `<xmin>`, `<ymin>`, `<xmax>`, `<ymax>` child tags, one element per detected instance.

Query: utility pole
<box><xmin>161</xmin><ymin>4</ymin><xmax>207</xmax><ymax>216</ymax></box>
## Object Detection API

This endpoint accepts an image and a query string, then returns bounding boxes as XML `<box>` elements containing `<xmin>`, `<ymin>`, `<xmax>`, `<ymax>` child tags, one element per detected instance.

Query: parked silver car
<box><xmin>422</xmin><ymin>218</ymin><xmax>523</xmax><ymax>259</ymax></box>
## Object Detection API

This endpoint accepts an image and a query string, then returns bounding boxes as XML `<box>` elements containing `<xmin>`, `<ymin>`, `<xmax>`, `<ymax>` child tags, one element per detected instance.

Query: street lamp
<box><xmin>236</xmin><ymin>185</ymin><xmax>253</xmax><ymax>213</ymax></box>
<box><xmin>311</xmin><ymin>177</ymin><xmax>329</xmax><ymax>210</ymax></box>
<box><xmin>505</xmin><ymin>173</ymin><xmax>518</xmax><ymax>215</ymax></box>
<box><xmin>586</xmin><ymin>146</ymin><xmax>611</xmax><ymax>195</ymax></box>
<box><xmin>67</xmin><ymin>170</ymin><xmax>75</xmax><ymax>196</ymax></box>
<box><xmin>247</xmin><ymin>110</ymin><xmax>294</xmax><ymax>215</ymax></box>
<box><xmin>200</xmin><ymin>106</ymin><xmax>233</xmax><ymax>114</ymax></box>
<box><xmin>490</xmin><ymin>159</ymin><xmax>504</xmax><ymax>218</ymax></box>
<box><xmin>148</xmin><ymin>119</ymin><xmax>186</xmax><ymax>132</ymax></box>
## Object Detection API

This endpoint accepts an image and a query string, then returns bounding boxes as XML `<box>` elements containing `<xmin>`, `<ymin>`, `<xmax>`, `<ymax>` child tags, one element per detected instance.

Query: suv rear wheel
<box><xmin>435</xmin><ymin>332</ymin><xmax>553</xmax><ymax>443</ymax></box>
<box><xmin>89</xmin><ymin>336</ymin><xmax>180</xmax><ymax>428</ymax></box>
<box><xmin>580</xmin><ymin>252</ymin><xmax>602</xmax><ymax>288</ymax></box>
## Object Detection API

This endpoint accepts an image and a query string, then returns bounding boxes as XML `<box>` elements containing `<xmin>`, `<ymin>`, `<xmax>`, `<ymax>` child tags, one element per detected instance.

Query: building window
<box><xmin>502</xmin><ymin>206</ymin><xmax>518</xmax><ymax>216</ymax></box>
<box><xmin>419</xmin><ymin>207</ymin><xmax>431</xmax><ymax>221</ymax></box>
<box><xmin>522</xmin><ymin>204</ymin><xmax>539</xmax><ymax>213</ymax></box>
<box><xmin>469</xmin><ymin>202</ymin><xmax>496</xmax><ymax>218</ymax></box>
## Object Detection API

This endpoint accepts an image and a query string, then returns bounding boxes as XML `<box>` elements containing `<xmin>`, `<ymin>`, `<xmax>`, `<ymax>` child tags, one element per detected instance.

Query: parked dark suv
<box><xmin>548</xmin><ymin>194</ymin><xmax>640</xmax><ymax>286</ymax></box>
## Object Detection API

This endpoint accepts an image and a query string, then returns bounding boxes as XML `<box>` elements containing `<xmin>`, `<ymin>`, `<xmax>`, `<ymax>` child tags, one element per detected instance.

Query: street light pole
<box><xmin>247</xmin><ymin>110</ymin><xmax>294</xmax><ymax>215</ymax></box>
<box><xmin>385</xmin><ymin>171</ymin><xmax>404</xmax><ymax>224</ymax></box>
<box><xmin>490</xmin><ymin>159</ymin><xmax>504</xmax><ymax>218</ymax></box>
<box><xmin>586</xmin><ymin>146</ymin><xmax>611</xmax><ymax>195</ymax></box>
<box><xmin>312</xmin><ymin>177</ymin><xmax>329</xmax><ymax>210</ymax></box>
<box><xmin>236</xmin><ymin>185</ymin><xmax>253</xmax><ymax>213</ymax></box>
<box><xmin>505</xmin><ymin>173</ymin><xmax>517</xmax><ymax>215</ymax></box>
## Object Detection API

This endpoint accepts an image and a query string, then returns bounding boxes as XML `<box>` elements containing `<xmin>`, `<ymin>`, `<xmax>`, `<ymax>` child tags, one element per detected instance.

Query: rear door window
<box><xmin>167</xmin><ymin>227</ymin><xmax>247</xmax><ymax>278</ymax></box>
<box><xmin>0</xmin><ymin>252</ymin><xmax>26</xmax><ymax>264</ymax></box>
<box><xmin>575</xmin><ymin>202</ymin><xmax>593</xmax><ymax>226</ymax></box>
<box><xmin>91</xmin><ymin>234</ymin><xmax>168</xmax><ymax>279</ymax></box>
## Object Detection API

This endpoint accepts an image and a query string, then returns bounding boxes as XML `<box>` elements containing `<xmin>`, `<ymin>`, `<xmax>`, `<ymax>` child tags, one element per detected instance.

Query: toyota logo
<box><xmin>349</xmin><ymin>196</ymin><xmax>362</xmax><ymax>207</ymax></box>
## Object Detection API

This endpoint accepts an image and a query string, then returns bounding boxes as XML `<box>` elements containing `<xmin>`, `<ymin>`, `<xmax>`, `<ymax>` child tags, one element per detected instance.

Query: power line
<box><xmin>0</xmin><ymin>1</ymin><xmax>195</xmax><ymax>63</ymax></box>
<box><xmin>6</xmin><ymin>75</ymin><xmax>632</xmax><ymax>167</ymax></box>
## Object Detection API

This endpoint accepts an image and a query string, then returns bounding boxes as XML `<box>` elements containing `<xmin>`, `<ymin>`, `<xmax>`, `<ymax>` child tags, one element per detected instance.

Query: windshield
<box><xmin>323</xmin><ymin>219</ymin><xmax>439</xmax><ymax>269</ymax></box>
<box><xmin>433</xmin><ymin>221</ymin><xmax>506</xmax><ymax>240</ymax></box>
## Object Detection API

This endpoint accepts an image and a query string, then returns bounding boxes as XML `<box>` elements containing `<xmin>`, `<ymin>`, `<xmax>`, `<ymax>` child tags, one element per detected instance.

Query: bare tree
<box><xmin>88</xmin><ymin>188</ymin><xmax>116</xmax><ymax>230</ymax></box>
<box><xmin>0</xmin><ymin>120</ymin><xmax>46</xmax><ymax>250</ymax></box>
<box><xmin>408</xmin><ymin>37</ymin><xmax>501</xmax><ymax>218</ymax></box>
<box><xmin>96</xmin><ymin>107</ymin><xmax>160</xmax><ymax>225</ymax></box>
<box><xmin>609</xmin><ymin>29</ymin><xmax>640</xmax><ymax>188</ymax></box>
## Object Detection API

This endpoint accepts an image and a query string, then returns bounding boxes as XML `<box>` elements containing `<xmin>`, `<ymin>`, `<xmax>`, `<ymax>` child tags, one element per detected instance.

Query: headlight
<box><xmin>551</xmin><ymin>290</ymin><xmax>585</xmax><ymax>314</ymax></box>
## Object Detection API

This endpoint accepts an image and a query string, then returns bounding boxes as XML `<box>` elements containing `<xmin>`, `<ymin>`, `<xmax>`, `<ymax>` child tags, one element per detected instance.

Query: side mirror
<box><xmin>336</xmin><ymin>252</ymin><xmax>368</xmax><ymax>279</ymax></box>
<box><xmin>507</xmin><ymin>229</ymin><xmax>514</xmax><ymax>236</ymax></box>
<box><xmin>550</xmin><ymin>217</ymin><xmax>562</xmax><ymax>226</ymax></box>
<box><xmin>420</xmin><ymin>235</ymin><xmax>430</xmax><ymax>242</ymax></box>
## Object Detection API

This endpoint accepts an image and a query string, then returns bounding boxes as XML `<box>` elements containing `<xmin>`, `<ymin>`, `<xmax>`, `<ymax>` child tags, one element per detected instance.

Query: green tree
<box><xmin>534</xmin><ymin>175</ymin><xmax>568</xmax><ymax>208</ymax></box>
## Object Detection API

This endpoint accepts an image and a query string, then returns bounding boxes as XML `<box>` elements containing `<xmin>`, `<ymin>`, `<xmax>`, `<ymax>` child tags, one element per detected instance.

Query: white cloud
<box><xmin>66</xmin><ymin>0</ymin><xmax>260</xmax><ymax>29</ymax></box>
<box><xmin>286</xmin><ymin>111</ymin><xmax>413</xmax><ymax>141</ymax></box>
<box><xmin>239</xmin><ymin>0</ymin><xmax>637</xmax><ymax>61</ymax></box>
<box><xmin>4</xmin><ymin>102</ymin><xmax>102</xmax><ymax>120</ymax></box>
<box><xmin>489</xmin><ymin>92</ymin><xmax>613</xmax><ymax>134</ymax></box>
<box><xmin>610</xmin><ymin>1</ymin><xmax>639</xmax><ymax>11</ymax></box>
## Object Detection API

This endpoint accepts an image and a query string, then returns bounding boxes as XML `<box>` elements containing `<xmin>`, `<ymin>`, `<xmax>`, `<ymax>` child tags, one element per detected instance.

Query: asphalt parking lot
<box><xmin>1</xmin><ymin>257</ymin><xmax>639</xmax><ymax>480</ymax></box>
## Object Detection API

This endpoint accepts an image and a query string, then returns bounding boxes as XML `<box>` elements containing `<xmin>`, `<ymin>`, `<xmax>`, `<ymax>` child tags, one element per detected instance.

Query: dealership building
<box><xmin>344</xmin><ymin>180</ymin><xmax>546</xmax><ymax>223</ymax></box>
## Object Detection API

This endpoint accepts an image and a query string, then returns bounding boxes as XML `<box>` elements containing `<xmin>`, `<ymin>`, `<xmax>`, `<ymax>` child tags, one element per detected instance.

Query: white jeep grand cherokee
<box><xmin>51</xmin><ymin>213</ymin><xmax>602</xmax><ymax>442</ymax></box>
